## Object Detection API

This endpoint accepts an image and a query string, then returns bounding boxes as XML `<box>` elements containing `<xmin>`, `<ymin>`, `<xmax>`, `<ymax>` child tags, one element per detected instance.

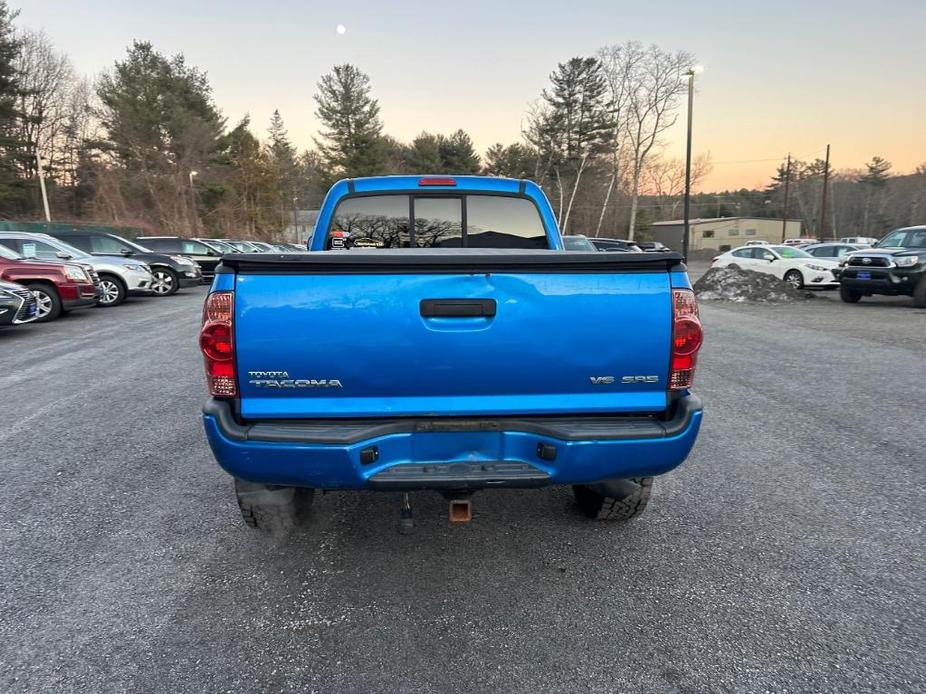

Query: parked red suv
<box><xmin>0</xmin><ymin>244</ymin><xmax>98</xmax><ymax>322</ymax></box>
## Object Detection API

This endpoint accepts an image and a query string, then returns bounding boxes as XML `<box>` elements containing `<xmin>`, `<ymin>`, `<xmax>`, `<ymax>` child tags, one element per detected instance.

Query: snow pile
<box><xmin>694</xmin><ymin>266</ymin><xmax>814</xmax><ymax>303</ymax></box>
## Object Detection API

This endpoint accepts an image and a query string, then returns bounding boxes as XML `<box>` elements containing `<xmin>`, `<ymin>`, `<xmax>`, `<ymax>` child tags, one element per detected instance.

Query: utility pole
<box><xmin>292</xmin><ymin>195</ymin><xmax>299</xmax><ymax>242</ymax></box>
<box><xmin>780</xmin><ymin>154</ymin><xmax>791</xmax><ymax>242</ymax></box>
<box><xmin>819</xmin><ymin>144</ymin><xmax>831</xmax><ymax>240</ymax></box>
<box><xmin>189</xmin><ymin>171</ymin><xmax>199</xmax><ymax>234</ymax></box>
<box><xmin>682</xmin><ymin>66</ymin><xmax>702</xmax><ymax>261</ymax></box>
<box><xmin>36</xmin><ymin>147</ymin><xmax>51</xmax><ymax>222</ymax></box>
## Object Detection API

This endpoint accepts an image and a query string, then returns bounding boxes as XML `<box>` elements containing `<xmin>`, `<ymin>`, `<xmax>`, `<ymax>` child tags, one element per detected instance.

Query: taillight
<box><xmin>418</xmin><ymin>177</ymin><xmax>457</xmax><ymax>186</ymax></box>
<box><xmin>669</xmin><ymin>288</ymin><xmax>703</xmax><ymax>390</ymax></box>
<box><xmin>201</xmin><ymin>291</ymin><xmax>236</xmax><ymax>397</ymax></box>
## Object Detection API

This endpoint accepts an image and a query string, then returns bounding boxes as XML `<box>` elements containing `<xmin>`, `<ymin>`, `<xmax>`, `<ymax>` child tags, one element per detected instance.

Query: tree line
<box><xmin>0</xmin><ymin>2</ymin><xmax>922</xmax><ymax>240</ymax></box>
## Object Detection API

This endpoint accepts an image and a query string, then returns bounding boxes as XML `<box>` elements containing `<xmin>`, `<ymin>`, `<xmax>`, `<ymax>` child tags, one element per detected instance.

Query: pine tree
<box><xmin>94</xmin><ymin>41</ymin><xmax>225</xmax><ymax>231</ymax></box>
<box><xmin>0</xmin><ymin>1</ymin><xmax>24</xmax><ymax>206</ymax></box>
<box><xmin>766</xmin><ymin>161</ymin><xmax>793</xmax><ymax>194</ymax></box>
<box><xmin>540</xmin><ymin>58</ymin><xmax>613</xmax><ymax>162</ymax></box>
<box><xmin>266</xmin><ymin>109</ymin><xmax>300</xmax><ymax>225</ymax></box>
<box><xmin>858</xmin><ymin>156</ymin><xmax>892</xmax><ymax>187</ymax></box>
<box><xmin>209</xmin><ymin>116</ymin><xmax>283</xmax><ymax>237</ymax></box>
<box><xmin>267</xmin><ymin>110</ymin><xmax>296</xmax><ymax>165</ymax></box>
<box><xmin>527</xmin><ymin>57</ymin><xmax>614</xmax><ymax>231</ymax></box>
<box><xmin>313</xmin><ymin>64</ymin><xmax>385</xmax><ymax>177</ymax></box>
<box><xmin>859</xmin><ymin>156</ymin><xmax>892</xmax><ymax>232</ymax></box>
<box><xmin>405</xmin><ymin>132</ymin><xmax>443</xmax><ymax>172</ymax></box>
<box><xmin>483</xmin><ymin>143</ymin><xmax>539</xmax><ymax>179</ymax></box>
<box><xmin>438</xmin><ymin>129</ymin><xmax>480</xmax><ymax>173</ymax></box>
<box><xmin>97</xmin><ymin>42</ymin><xmax>224</xmax><ymax>165</ymax></box>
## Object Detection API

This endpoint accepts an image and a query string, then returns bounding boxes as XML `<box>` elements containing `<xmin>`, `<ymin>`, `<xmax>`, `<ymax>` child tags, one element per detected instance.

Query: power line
<box><xmin>711</xmin><ymin>148</ymin><xmax>826</xmax><ymax>166</ymax></box>
<box><xmin>712</xmin><ymin>156</ymin><xmax>788</xmax><ymax>165</ymax></box>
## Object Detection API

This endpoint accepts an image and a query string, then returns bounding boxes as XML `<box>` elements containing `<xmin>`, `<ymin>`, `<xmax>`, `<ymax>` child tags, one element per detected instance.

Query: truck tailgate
<box><xmin>229</xmin><ymin>252</ymin><xmax>679</xmax><ymax>419</ymax></box>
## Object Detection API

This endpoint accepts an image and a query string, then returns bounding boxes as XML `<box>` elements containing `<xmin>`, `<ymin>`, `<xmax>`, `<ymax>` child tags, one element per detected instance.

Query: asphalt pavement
<box><xmin>1</xmin><ymin>286</ymin><xmax>924</xmax><ymax>693</ymax></box>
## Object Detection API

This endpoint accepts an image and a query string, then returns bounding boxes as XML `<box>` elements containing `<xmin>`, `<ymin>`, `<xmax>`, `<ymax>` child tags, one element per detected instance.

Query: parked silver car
<box><xmin>0</xmin><ymin>232</ymin><xmax>154</xmax><ymax>306</ymax></box>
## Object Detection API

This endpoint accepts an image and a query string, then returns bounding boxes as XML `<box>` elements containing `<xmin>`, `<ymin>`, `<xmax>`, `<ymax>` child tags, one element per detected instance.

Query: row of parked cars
<box><xmin>0</xmin><ymin>230</ymin><xmax>305</xmax><ymax>328</ymax></box>
<box><xmin>709</xmin><ymin>225</ymin><xmax>926</xmax><ymax>306</ymax></box>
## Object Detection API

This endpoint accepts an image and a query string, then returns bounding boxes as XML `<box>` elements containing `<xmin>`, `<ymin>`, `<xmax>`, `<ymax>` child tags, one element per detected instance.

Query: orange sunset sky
<box><xmin>19</xmin><ymin>0</ymin><xmax>926</xmax><ymax>192</ymax></box>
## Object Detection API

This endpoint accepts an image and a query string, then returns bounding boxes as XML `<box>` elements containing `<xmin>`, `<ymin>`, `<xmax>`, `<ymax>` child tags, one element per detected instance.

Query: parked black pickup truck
<box><xmin>839</xmin><ymin>226</ymin><xmax>926</xmax><ymax>306</ymax></box>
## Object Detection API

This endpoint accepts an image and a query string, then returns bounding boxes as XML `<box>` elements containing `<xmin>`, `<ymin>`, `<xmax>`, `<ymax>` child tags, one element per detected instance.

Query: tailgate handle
<box><xmin>420</xmin><ymin>299</ymin><xmax>496</xmax><ymax>318</ymax></box>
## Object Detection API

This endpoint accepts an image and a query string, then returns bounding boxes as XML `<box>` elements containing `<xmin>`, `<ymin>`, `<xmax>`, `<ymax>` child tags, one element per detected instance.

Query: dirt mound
<box><xmin>694</xmin><ymin>266</ymin><xmax>815</xmax><ymax>303</ymax></box>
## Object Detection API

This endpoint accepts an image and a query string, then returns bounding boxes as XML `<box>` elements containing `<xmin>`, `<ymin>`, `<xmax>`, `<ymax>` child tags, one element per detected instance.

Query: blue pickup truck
<box><xmin>200</xmin><ymin>175</ymin><xmax>703</xmax><ymax>530</ymax></box>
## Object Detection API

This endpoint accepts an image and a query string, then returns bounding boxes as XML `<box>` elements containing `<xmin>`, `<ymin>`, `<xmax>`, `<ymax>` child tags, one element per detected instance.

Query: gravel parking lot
<box><xmin>2</xmin><ymin>286</ymin><xmax>924</xmax><ymax>693</ymax></box>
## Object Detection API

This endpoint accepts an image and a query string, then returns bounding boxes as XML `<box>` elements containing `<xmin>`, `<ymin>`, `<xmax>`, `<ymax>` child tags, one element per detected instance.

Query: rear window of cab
<box><xmin>325</xmin><ymin>194</ymin><xmax>548</xmax><ymax>250</ymax></box>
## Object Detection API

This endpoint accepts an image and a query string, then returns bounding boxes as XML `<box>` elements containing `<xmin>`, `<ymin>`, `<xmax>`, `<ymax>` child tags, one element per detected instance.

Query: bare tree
<box><xmin>643</xmin><ymin>152</ymin><xmax>712</xmax><ymax>219</ymax></box>
<box><xmin>614</xmin><ymin>42</ymin><xmax>693</xmax><ymax>240</ymax></box>
<box><xmin>594</xmin><ymin>43</ymin><xmax>639</xmax><ymax>237</ymax></box>
<box><xmin>14</xmin><ymin>29</ymin><xmax>74</xmax><ymax>179</ymax></box>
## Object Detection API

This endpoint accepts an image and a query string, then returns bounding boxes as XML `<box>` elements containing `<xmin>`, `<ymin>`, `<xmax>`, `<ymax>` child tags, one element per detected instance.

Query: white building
<box><xmin>648</xmin><ymin>217</ymin><xmax>803</xmax><ymax>252</ymax></box>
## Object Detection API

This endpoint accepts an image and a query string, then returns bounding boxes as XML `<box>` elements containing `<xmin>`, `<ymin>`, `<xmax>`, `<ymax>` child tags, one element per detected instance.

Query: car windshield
<box><xmin>771</xmin><ymin>246</ymin><xmax>812</xmax><ymax>259</ymax></box>
<box><xmin>0</xmin><ymin>244</ymin><xmax>22</xmax><ymax>260</ymax></box>
<box><xmin>878</xmin><ymin>229</ymin><xmax>926</xmax><ymax>248</ymax></box>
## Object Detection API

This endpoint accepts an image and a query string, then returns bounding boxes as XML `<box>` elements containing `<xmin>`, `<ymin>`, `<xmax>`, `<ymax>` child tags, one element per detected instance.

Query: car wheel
<box><xmin>784</xmin><ymin>270</ymin><xmax>804</xmax><ymax>290</ymax></box>
<box><xmin>97</xmin><ymin>274</ymin><xmax>126</xmax><ymax>307</ymax></box>
<box><xmin>234</xmin><ymin>478</ymin><xmax>315</xmax><ymax>532</ymax></box>
<box><xmin>839</xmin><ymin>284</ymin><xmax>863</xmax><ymax>303</ymax></box>
<box><xmin>24</xmin><ymin>283</ymin><xmax>62</xmax><ymax>322</ymax></box>
<box><xmin>572</xmin><ymin>477</ymin><xmax>653</xmax><ymax>521</ymax></box>
<box><xmin>150</xmin><ymin>267</ymin><xmax>179</xmax><ymax>296</ymax></box>
<box><xmin>727</xmin><ymin>264</ymin><xmax>740</xmax><ymax>270</ymax></box>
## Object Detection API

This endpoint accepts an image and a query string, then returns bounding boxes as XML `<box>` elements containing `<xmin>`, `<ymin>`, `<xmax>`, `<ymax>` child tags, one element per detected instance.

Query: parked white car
<box><xmin>711</xmin><ymin>244</ymin><xmax>840</xmax><ymax>289</ymax></box>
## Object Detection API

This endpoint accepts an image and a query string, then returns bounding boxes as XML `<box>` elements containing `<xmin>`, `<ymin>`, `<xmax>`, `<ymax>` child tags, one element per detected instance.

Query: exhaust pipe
<box><xmin>449</xmin><ymin>499</ymin><xmax>472</xmax><ymax>524</ymax></box>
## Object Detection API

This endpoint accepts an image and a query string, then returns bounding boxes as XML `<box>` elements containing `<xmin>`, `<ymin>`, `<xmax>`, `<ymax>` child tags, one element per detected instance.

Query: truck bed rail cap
<box><xmin>217</xmin><ymin>249</ymin><xmax>686</xmax><ymax>274</ymax></box>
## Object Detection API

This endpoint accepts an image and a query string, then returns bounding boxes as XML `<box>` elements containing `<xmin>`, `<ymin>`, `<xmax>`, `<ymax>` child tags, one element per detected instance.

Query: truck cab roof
<box><xmin>313</xmin><ymin>175</ymin><xmax>561</xmax><ymax>252</ymax></box>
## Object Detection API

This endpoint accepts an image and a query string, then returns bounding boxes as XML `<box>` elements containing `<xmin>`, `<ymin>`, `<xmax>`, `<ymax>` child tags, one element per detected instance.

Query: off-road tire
<box><xmin>839</xmin><ymin>284</ymin><xmax>863</xmax><ymax>303</ymax></box>
<box><xmin>234</xmin><ymin>478</ymin><xmax>315</xmax><ymax>532</ymax></box>
<box><xmin>24</xmin><ymin>282</ymin><xmax>62</xmax><ymax>322</ymax></box>
<box><xmin>784</xmin><ymin>269</ymin><xmax>804</xmax><ymax>290</ymax></box>
<box><xmin>573</xmin><ymin>476</ymin><xmax>653</xmax><ymax>521</ymax></box>
<box><xmin>913</xmin><ymin>276</ymin><xmax>926</xmax><ymax>308</ymax></box>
